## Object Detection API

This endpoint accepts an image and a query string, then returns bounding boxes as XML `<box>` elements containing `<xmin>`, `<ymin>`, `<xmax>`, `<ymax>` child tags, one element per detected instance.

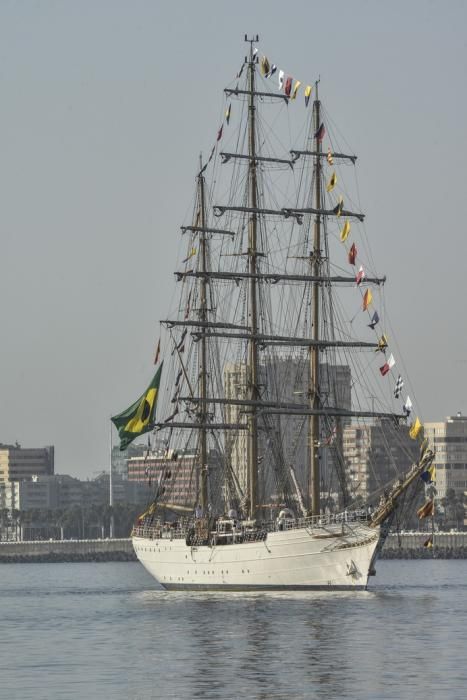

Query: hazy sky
<box><xmin>0</xmin><ymin>0</ymin><xmax>466</xmax><ymax>478</ymax></box>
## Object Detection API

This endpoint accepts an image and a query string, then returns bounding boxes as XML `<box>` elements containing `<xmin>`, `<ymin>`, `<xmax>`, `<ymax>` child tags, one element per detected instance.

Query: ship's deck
<box><xmin>132</xmin><ymin>510</ymin><xmax>373</xmax><ymax>544</ymax></box>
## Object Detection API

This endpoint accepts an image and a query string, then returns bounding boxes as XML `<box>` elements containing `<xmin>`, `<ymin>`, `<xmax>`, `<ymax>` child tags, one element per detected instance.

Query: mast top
<box><xmin>244</xmin><ymin>34</ymin><xmax>259</xmax><ymax>63</ymax></box>
<box><xmin>314</xmin><ymin>78</ymin><xmax>320</xmax><ymax>103</ymax></box>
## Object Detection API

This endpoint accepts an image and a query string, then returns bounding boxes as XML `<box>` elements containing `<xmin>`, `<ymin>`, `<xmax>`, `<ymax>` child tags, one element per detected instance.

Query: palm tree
<box><xmin>0</xmin><ymin>508</ymin><xmax>10</xmax><ymax>541</ymax></box>
<box><xmin>54</xmin><ymin>508</ymin><xmax>67</xmax><ymax>540</ymax></box>
<box><xmin>441</xmin><ymin>489</ymin><xmax>466</xmax><ymax>530</ymax></box>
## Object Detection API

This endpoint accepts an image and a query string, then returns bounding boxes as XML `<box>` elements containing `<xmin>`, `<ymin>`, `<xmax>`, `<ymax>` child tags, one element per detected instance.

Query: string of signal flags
<box><xmin>196</xmin><ymin>49</ymin><xmax>426</xmax><ymax>444</ymax></box>
<box><xmin>336</xmin><ymin>182</ymin><xmax>424</xmax><ymax>443</ymax></box>
<box><xmin>199</xmin><ymin>48</ymin><xmax>319</xmax><ymax>176</ymax></box>
<box><xmin>331</xmin><ymin>140</ymin><xmax>435</xmax><ymax>525</ymax></box>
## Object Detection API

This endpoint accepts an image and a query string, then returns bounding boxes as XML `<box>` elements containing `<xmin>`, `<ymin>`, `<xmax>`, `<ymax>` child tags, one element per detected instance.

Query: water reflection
<box><xmin>3</xmin><ymin>561</ymin><xmax>467</xmax><ymax>700</ymax></box>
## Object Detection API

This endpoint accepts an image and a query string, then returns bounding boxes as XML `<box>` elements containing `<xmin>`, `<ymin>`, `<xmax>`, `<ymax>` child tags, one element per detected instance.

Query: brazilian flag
<box><xmin>111</xmin><ymin>363</ymin><xmax>163</xmax><ymax>450</ymax></box>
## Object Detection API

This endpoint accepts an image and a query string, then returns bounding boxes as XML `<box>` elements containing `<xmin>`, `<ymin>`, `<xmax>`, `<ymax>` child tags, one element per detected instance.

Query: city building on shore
<box><xmin>343</xmin><ymin>420</ymin><xmax>418</xmax><ymax>503</ymax></box>
<box><xmin>0</xmin><ymin>444</ymin><xmax>54</xmax><ymax>482</ymax></box>
<box><xmin>111</xmin><ymin>443</ymin><xmax>148</xmax><ymax>479</ymax></box>
<box><xmin>0</xmin><ymin>470</ymin><xmax>151</xmax><ymax>515</ymax></box>
<box><xmin>223</xmin><ymin>358</ymin><xmax>351</xmax><ymax>501</ymax></box>
<box><xmin>424</xmin><ymin>413</ymin><xmax>467</xmax><ymax>501</ymax></box>
<box><xmin>0</xmin><ymin>443</ymin><xmax>55</xmax><ymax>512</ymax></box>
<box><xmin>127</xmin><ymin>449</ymin><xmax>199</xmax><ymax>508</ymax></box>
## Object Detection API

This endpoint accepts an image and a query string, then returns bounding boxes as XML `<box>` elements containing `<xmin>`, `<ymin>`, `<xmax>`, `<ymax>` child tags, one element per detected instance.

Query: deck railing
<box><xmin>132</xmin><ymin>510</ymin><xmax>372</xmax><ymax>541</ymax></box>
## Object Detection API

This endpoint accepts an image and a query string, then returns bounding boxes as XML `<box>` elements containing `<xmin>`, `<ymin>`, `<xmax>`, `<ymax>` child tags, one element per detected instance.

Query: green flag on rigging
<box><xmin>111</xmin><ymin>363</ymin><xmax>163</xmax><ymax>450</ymax></box>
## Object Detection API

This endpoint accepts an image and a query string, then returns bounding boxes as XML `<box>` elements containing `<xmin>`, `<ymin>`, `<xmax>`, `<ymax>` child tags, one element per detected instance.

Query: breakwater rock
<box><xmin>381</xmin><ymin>546</ymin><xmax>467</xmax><ymax>560</ymax></box>
<box><xmin>381</xmin><ymin>531</ymin><xmax>467</xmax><ymax>559</ymax></box>
<box><xmin>0</xmin><ymin>538</ymin><xmax>137</xmax><ymax>563</ymax></box>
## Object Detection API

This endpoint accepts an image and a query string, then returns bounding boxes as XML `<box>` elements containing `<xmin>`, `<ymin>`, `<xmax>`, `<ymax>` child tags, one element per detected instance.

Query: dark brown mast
<box><xmin>310</xmin><ymin>83</ymin><xmax>322</xmax><ymax>515</ymax></box>
<box><xmin>197</xmin><ymin>158</ymin><xmax>209</xmax><ymax>511</ymax></box>
<box><xmin>246</xmin><ymin>35</ymin><xmax>259</xmax><ymax>520</ymax></box>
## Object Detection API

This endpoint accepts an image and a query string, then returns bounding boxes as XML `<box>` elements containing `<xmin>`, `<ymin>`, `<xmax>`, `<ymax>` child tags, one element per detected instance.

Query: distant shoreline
<box><xmin>0</xmin><ymin>551</ymin><xmax>137</xmax><ymax>564</ymax></box>
<box><xmin>0</xmin><ymin>537</ymin><xmax>136</xmax><ymax>563</ymax></box>
<box><xmin>381</xmin><ymin>547</ymin><xmax>467</xmax><ymax>560</ymax></box>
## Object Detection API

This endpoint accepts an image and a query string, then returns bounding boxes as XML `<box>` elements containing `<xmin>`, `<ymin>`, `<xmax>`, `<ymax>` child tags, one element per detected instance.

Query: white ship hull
<box><xmin>133</xmin><ymin>522</ymin><xmax>381</xmax><ymax>590</ymax></box>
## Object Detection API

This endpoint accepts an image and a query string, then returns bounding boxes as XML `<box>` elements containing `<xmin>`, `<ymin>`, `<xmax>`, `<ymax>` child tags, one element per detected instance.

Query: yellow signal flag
<box><xmin>260</xmin><ymin>56</ymin><xmax>270</xmax><ymax>76</ymax></box>
<box><xmin>291</xmin><ymin>80</ymin><xmax>301</xmax><ymax>100</ymax></box>
<box><xmin>375</xmin><ymin>334</ymin><xmax>388</xmax><ymax>352</ymax></box>
<box><xmin>326</xmin><ymin>172</ymin><xmax>337</xmax><ymax>192</ymax></box>
<box><xmin>340</xmin><ymin>220</ymin><xmax>351</xmax><ymax>242</ymax></box>
<box><xmin>428</xmin><ymin>464</ymin><xmax>436</xmax><ymax>482</ymax></box>
<box><xmin>304</xmin><ymin>85</ymin><xmax>312</xmax><ymax>106</ymax></box>
<box><xmin>409</xmin><ymin>417</ymin><xmax>423</xmax><ymax>440</ymax></box>
<box><xmin>327</xmin><ymin>148</ymin><xmax>334</xmax><ymax>166</ymax></box>
<box><xmin>363</xmin><ymin>288</ymin><xmax>373</xmax><ymax>311</ymax></box>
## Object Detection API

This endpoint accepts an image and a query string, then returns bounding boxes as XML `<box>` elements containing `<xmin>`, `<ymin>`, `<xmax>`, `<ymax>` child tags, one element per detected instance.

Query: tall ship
<box><xmin>115</xmin><ymin>36</ymin><xmax>435</xmax><ymax>590</ymax></box>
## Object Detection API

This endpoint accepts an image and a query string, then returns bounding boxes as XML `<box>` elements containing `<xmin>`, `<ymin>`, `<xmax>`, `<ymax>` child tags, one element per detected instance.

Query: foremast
<box><xmin>246</xmin><ymin>35</ymin><xmax>259</xmax><ymax>521</ymax></box>
<box><xmin>310</xmin><ymin>84</ymin><xmax>322</xmax><ymax>516</ymax></box>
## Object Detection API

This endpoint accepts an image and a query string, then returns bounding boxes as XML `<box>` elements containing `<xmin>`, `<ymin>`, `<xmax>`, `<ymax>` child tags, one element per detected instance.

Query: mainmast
<box><xmin>246</xmin><ymin>35</ymin><xmax>259</xmax><ymax>521</ymax></box>
<box><xmin>310</xmin><ymin>84</ymin><xmax>322</xmax><ymax>515</ymax></box>
<box><xmin>197</xmin><ymin>159</ymin><xmax>209</xmax><ymax>512</ymax></box>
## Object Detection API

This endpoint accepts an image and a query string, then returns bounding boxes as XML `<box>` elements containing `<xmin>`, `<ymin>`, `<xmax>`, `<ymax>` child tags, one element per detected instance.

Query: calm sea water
<box><xmin>1</xmin><ymin>559</ymin><xmax>466</xmax><ymax>700</ymax></box>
